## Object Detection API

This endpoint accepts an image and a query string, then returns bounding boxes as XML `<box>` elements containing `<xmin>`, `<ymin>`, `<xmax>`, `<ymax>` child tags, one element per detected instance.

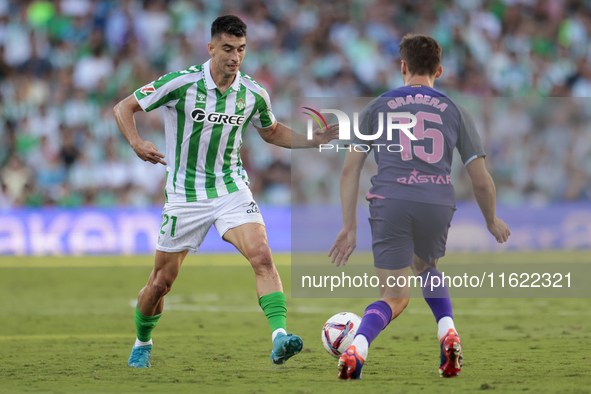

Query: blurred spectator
<box><xmin>251</xmin><ymin>159</ymin><xmax>291</xmax><ymax>205</ymax></box>
<box><xmin>2</xmin><ymin>155</ymin><xmax>32</xmax><ymax>204</ymax></box>
<box><xmin>73</xmin><ymin>44</ymin><xmax>113</xmax><ymax>91</ymax></box>
<box><xmin>59</xmin><ymin>128</ymin><xmax>79</xmax><ymax>169</ymax></box>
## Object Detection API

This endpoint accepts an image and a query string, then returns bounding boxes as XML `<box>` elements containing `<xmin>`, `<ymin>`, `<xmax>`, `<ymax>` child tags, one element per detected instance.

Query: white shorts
<box><xmin>156</xmin><ymin>189</ymin><xmax>265</xmax><ymax>253</ymax></box>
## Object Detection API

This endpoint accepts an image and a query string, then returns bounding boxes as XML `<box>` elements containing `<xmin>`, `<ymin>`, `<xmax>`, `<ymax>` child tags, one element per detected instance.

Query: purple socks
<box><xmin>355</xmin><ymin>300</ymin><xmax>393</xmax><ymax>345</ymax></box>
<box><xmin>354</xmin><ymin>267</ymin><xmax>453</xmax><ymax>346</ymax></box>
<box><xmin>420</xmin><ymin>267</ymin><xmax>454</xmax><ymax>322</ymax></box>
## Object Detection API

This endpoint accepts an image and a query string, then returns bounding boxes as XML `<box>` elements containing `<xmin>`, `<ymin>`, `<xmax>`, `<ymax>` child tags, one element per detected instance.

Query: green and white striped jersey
<box><xmin>134</xmin><ymin>60</ymin><xmax>276</xmax><ymax>202</ymax></box>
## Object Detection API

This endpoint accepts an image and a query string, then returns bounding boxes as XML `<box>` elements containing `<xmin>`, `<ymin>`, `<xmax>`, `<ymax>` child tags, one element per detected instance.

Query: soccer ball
<box><xmin>321</xmin><ymin>312</ymin><xmax>362</xmax><ymax>358</ymax></box>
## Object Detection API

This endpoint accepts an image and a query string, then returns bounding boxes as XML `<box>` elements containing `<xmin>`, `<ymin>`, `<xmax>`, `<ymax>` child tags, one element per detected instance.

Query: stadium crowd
<box><xmin>1</xmin><ymin>0</ymin><xmax>591</xmax><ymax>208</ymax></box>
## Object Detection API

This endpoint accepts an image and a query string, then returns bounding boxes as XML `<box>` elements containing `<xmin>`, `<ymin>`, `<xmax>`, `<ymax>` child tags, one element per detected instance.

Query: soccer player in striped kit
<box><xmin>329</xmin><ymin>34</ymin><xmax>511</xmax><ymax>379</ymax></box>
<box><xmin>114</xmin><ymin>15</ymin><xmax>338</xmax><ymax>368</ymax></box>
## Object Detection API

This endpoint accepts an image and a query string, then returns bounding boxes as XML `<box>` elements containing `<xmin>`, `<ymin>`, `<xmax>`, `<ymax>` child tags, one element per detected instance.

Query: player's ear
<box><xmin>434</xmin><ymin>65</ymin><xmax>443</xmax><ymax>80</ymax></box>
<box><xmin>207</xmin><ymin>42</ymin><xmax>214</xmax><ymax>57</ymax></box>
<box><xmin>400</xmin><ymin>60</ymin><xmax>407</xmax><ymax>76</ymax></box>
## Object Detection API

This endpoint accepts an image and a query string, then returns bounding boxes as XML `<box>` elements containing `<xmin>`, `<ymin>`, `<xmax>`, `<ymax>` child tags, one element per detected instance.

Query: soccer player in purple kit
<box><xmin>329</xmin><ymin>34</ymin><xmax>511</xmax><ymax>379</ymax></box>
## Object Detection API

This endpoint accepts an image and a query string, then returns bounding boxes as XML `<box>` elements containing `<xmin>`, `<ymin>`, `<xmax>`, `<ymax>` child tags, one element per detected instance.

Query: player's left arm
<box><xmin>328</xmin><ymin>149</ymin><xmax>367</xmax><ymax>266</ymax></box>
<box><xmin>255</xmin><ymin>121</ymin><xmax>339</xmax><ymax>149</ymax></box>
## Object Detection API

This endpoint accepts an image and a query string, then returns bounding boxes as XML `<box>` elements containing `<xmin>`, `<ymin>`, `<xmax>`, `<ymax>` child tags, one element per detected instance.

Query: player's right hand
<box><xmin>328</xmin><ymin>228</ymin><xmax>357</xmax><ymax>267</ymax></box>
<box><xmin>487</xmin><ymin>217</ymin><xmax>511</xmax><ymax>243</ymax></box>
<box><xmin>132</xmin><ymin>140</ymin><xmax>167</xmax><ymax>165</ymax></box>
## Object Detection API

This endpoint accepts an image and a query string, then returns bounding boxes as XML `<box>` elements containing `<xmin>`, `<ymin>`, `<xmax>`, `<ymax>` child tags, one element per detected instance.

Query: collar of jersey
<box><xmin>203</xmin><ymin>59</ymin><xmax>241</xmax><ymax>93</ymax></box>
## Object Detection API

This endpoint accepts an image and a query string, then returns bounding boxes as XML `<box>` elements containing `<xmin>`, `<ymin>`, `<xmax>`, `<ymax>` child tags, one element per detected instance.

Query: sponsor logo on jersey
<box><xmin>246</xmin><ymin>201</ymin><xmax>259</xmax><ymax>214</ymax></box>
<box><xmin>197</xmin><ymin>93</ymin><xmax>206</xmax><ymax>102</ymax></box>
<box><xmin>191</xmin><ymin>108</ymin><xmax>206</xmax><ymax>122</ymax></box>
<box><xmin>140</xmin><ymin>84</ymin><xmax>155</xmax><ymax>95</ymax></box>
<box><xmin>191</xmin><ymin>108</ymin><xmax>246</xmax><ymax>125</ymax></box>
<box><xmin>396</xmin><ymin>168</ymin><xmax>452</xmax><ymax>185</ymax></box>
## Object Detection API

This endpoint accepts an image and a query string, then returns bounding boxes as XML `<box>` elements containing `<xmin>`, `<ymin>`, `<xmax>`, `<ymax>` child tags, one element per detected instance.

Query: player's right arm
<box><xmin>114</xmin><ymin>68</ymin><xmax>198</xmax><ymax>165</ymax></box>
<box><xmin>466</xmin><ymin>157</ymin><xmax>510</xmax><ymax>243</ymax></box>
<box><xmin>329</xmin><ymin>100</ymin><xmax>376</xmax><ymax>265</ymax></box>
<box><xmin>328</xmin><ymin>149</ymin><xmax>367</xmax><ymax>266</ymax></box>
<box><xmin>113</xmin><ymin>95</ymin><xmax>167</xmax><ymax>165</ymax></box>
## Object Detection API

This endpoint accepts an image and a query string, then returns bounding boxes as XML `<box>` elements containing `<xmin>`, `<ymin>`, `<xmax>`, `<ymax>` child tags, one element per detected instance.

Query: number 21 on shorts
<box><xmin>160</xmin><ymin>214</ymin><xmax>178</xmax><ymax>237</ymax></box>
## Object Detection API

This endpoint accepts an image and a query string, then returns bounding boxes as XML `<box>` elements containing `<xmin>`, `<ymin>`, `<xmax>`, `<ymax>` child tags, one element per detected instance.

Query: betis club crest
<box><xmin>236</xmin><ymin>98</ymin><xmax>245</xmax><ymax>110</ymax></box>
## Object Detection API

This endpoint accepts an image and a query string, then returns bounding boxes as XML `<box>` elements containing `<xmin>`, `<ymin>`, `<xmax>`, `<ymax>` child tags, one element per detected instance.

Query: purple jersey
<box><xmin>351</xmin><ymin>85</ymin><xmax>485</xmax><ymax>208</ymax></box>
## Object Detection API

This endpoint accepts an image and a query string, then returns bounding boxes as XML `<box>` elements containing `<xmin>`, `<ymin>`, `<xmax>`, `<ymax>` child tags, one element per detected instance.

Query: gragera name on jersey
<box><xmin>190</xmin><ymin>108</ymin><xmax>246</xmax><ymax>125</ymax></box>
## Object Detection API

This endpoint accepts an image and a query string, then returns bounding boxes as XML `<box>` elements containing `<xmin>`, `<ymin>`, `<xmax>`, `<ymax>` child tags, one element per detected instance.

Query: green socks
<box><xmin>135</xmin><ymin>305</ymin><xmax>162</xmax><ymax>342</ymax></box>
<box><xmin>134</xmin><ymin>293</ymin><xmax>285</xmax><ymax>343</ymax></box>
<box><xmin>258</xmin><ymin>291</ymin><xmax>287</xmax><ymax>333</ymax></box>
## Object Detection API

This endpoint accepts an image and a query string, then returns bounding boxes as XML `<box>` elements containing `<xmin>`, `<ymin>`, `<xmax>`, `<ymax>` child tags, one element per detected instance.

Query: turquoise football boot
<box><xmin>271</xmin><ymin>333</ymin><xmax>303</xmax><ymax>365</ymax></box>
<box><xmin>128</xmin><ymin>344</ymin><xmax>152</xmax><ymax>368</ymax></box>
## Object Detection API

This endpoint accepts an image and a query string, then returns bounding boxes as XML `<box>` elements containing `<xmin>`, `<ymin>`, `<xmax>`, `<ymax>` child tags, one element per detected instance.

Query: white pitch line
<box><xmin>0</xmin><ymin>333</ymin><xmax>132</xmax><ymax>341</ymax></box>
<box><xmin>129</xmin><ymin>300</ymin><xmax>591</xmax><ymax>316</ymax></box>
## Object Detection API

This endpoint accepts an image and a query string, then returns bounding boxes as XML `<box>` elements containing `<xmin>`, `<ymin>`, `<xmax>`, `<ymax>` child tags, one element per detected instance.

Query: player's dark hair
<box><xmin>211</xmin><ymin>15</ymin><xmax>247</xmax><ymax>39</ymax></box>
<box><xmin>398</xmin><ymin>34</ymin><xmax>442</xmax><ymax>77</ymax></box>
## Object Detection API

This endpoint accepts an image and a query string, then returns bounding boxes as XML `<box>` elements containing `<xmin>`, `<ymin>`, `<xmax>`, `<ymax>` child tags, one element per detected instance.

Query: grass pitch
<box><xmin>0</xmin><ymin>253</ymin><xmax>590</xmax><ymax>393</ymax></box>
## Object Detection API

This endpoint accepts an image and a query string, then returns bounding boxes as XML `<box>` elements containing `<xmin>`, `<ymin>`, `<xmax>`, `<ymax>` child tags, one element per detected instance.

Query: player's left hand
<box><xmin>328</xmin><ymin>227</ymin><xmax>356</xmax><ymax>267</ymax></box>
<box><xmin>311</xmin><ymin>123</ymin><xmax>339</xmax><ymax>147</ymax></box>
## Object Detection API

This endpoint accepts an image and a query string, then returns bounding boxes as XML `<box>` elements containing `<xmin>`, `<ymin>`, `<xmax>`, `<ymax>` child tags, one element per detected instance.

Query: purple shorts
<box><xmin>368</xmin><ymin>198</ymin><xmax>456</xmax><ymax>270</ymax></box>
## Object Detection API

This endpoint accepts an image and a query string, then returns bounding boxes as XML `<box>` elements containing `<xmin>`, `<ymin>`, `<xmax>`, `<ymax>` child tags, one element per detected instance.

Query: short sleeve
<box><xmin>250</xmin><ymin>87</ymin><xmax>276</xmax><ymax>128</ymax></box>
<box><xmin>456</xmin><ymin>104</ymin><xmax>486</xmax><ymax>165</ymax></box>
<box><xmin>134</xmin><ymin>70</ymin><xmax>195</xmax><ymax>112</ymax></box>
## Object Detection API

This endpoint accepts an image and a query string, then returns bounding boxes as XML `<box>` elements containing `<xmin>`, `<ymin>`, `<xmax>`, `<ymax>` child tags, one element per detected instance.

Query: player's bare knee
<box><xmin>411</xmin><ymin>256</ymin><xmax>438</xmax><ymax>276</ymax></box>
<box><xmin>249</xmin><ymin>245</ymin><xmax>275</xmax><ymax>274</ymax></box>
<box><xmin>411</xmin><ymin>263</ymin><xmax>428</xmax><ymax>276</ymax></box>
<box><xmin>150</xmin><ymin>280</ymin><xmax>171</xmax><ymax>299</ymax></box>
